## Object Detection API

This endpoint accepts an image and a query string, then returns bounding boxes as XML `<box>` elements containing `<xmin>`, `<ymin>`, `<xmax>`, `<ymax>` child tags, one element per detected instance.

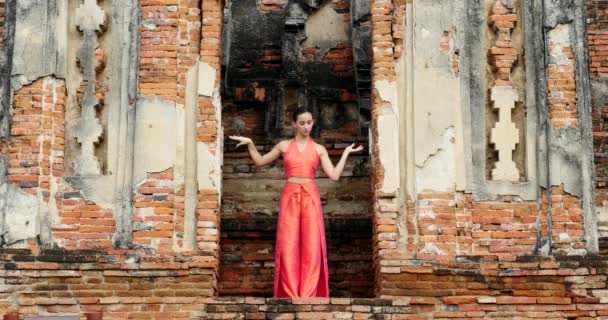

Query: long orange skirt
<box><xmin>273</xmin><ymin>181</ymin><xmax>329</xmax><ymax>298</ymax></box>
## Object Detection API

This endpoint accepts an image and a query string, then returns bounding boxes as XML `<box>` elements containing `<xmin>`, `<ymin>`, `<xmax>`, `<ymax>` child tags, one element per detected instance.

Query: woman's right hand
<box><xmin>228</xmin><ymin>135</ymin><xmax>253</xmax><ymax>148</ymax></box>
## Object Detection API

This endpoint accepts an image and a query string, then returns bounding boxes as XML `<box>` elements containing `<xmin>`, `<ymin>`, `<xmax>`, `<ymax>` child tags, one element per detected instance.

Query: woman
<box><xmin>228</xmin><ymin>107</ymin><xmax>363</xmax><ymax>298</ymax></box>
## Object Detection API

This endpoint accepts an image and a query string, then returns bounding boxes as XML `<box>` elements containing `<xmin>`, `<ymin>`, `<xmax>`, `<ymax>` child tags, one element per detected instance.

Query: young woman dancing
<box><xmin>228</xmin><ymin>107</ymin><xmax>363</xmax><ymax>298</ymax></box>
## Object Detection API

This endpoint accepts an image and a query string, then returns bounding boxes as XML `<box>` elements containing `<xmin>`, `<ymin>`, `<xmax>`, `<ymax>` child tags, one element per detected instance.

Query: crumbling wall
<box><xmin>588</xmin><ymin>0</ymin><xmax>608</xmax><ymax>248</ymax></box>
<box><xmin>0</xmin><ymin>0</ymin><xmax>5</xmax><ymax>49</ymax></box>
<box><xmin>372</xmin><ymin>0</ymin><xmax>597</xmax><ymax>296</ymax></box>
<box><xmin>0</xmin><ymin>0</ymin><xmax>604</xmax><ymax>317</ymax></box>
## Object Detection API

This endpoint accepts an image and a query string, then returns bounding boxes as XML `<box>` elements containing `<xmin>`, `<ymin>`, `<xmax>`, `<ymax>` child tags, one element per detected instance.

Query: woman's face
<box><xmin>294</xmin><ymin>112</ymin><xmax>314</xmax><ymax>137</ymax></box>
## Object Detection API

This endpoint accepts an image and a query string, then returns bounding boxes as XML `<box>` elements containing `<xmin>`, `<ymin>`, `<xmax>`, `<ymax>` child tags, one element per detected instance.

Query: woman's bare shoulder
<box><xmin>314</xmin><ymin>142</ymin><xmax>327</xmax><ymax>155</ymax></box>
<box><xmin>275</xmin><ymin>140</ymin><xmax>291</xmax><ymax>152</ymax></box>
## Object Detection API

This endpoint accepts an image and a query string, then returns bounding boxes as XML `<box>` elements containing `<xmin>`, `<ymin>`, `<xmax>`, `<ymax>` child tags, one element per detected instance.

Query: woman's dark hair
<box><xmin>292</xmin><ymin>107</ymin><xmax>313</xmax><ymax>122</ymax></box>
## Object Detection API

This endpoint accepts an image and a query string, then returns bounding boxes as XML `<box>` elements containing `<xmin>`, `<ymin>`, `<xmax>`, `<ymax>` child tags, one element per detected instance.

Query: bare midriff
<box><xmin>287</xmin><ymin>177</ymin><xmax>313</xmax><ymax>183</ymax></box>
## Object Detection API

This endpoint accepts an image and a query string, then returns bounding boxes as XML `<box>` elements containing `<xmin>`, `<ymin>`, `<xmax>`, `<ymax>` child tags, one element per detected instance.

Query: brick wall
<box><xmin>369</xmin><ymin>0</ymin><xmax>588</xmax><ymax>296</ymax></box>
<box><xmin>0</xmin><ymin>0</ymin><xmax>5</xmax><ymax>49</ymax></box>
<box><xmin>370</xmin><ymin>0</ymin><xmax>398</xmax><ymax>297</ymax></box>
<box><xmin>588</xmin><ymin>1</ymin><xmax>608</xmax><ymax>236</ymax></box>
<box><xmin>197</xmin><ymin>0</ymin><xmax>222</xmax><ymax>258</ymax></box>
<box><xmin>547</xmin><ymin>49</ymin><xmax>579</xmax><ymax>127</ymax></box>
<box><xmin>139</xmin><ymin>0</ymin><xmax>180</xmax><ymax>101</ymax></box>
<box><xmin>4</xmin><ymin>250</ymin><xmax>608</xmax><ymax>319</ymax></box>
<box><xmin>0</xmin><ymin>0</ymin><xmax>605</xmax><ymax>318</ymax></box>
<box><xmin>322</xmin><ymin>43</ymin><xmax>354</xmax><ymax>77</ymax></box>
<box><xmin>0</xmin><ymin>249</ymin><xmax>215</xmax><ymax>318</ymax></box>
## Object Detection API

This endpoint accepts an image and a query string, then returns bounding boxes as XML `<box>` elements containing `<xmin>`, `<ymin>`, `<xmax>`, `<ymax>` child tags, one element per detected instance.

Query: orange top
<box><xmin>283</xmin><ymin>138</ymin><xmax>320</xmax><ymax>179</ymax></box>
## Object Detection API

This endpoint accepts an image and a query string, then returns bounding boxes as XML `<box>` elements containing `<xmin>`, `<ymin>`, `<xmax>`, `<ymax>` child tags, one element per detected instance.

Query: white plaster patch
<box><xmin>133</xmin><ymin>98</ymin><xmax>177</xmax><ymax>185</ymax></box>
<box><xmin>419</xmin><ymin>243</ymin><xmax>444</xmax><ymax>255</ymax></box>
<box><xmin>69</xmin><ymin>175</ymin><xmax>115</xmax><ymax>210</ymax></box>
<box><xmin>197</xmin><ymin>142</ymin><xmax>221</xmax><ymax>191</ymax></box>
<box><xmin>378</xmin><ymin>112</ymin><xmax>400</xmax><ymax>194</ymax></box>
<box><xmin>56</xmin><ymin>0</ymin><xmax>68</xmax><ymax>76</ymax></box>
<box><xmin>415</xmin><ymin>127</ymin><xmax>456</xmax><ymax>192</ymax></box>
<box><xmin>418</xmin><ymin>209</ymin><xmax>436</xmax><ymax>220</ymax></box>
<box><xmin>174</xmin><ymin>104</ymin><xmax>186</xmax><ymax>186</ymax></box>
<box><xmin>138</xmin><ymin>207</ymin><xmax>154</xmax><ymax>217</ymax></box>
<box><xmin>3</xmin><ymin>187</ymin><xmax>39</xmax><ymax>245</ymax></box>
<box><xmin>142</xmin><ymin>21</ymin><xmax>157</xmax><ymax>30</ymax></box>
<box><xmin>548</xmin><ymin>23</ymin><xmax>572</xmax><ymax>66</ymax></box>
<box><xmin>48</xmin><ymin>177</ymin><xmax>61</xmax><ymax>226</ymax></box>
<box><xmin>375</xmin><ymin>80</ymin><xmax>399</xmax><ymax>116</ymax></box>
<box><xmin>198</xmin><ymin>61</ymin><xmax>216</xmax><ymax>97</ymax></box>
<box><xmin>303</xmin><ymin>4</ymin><xmax>350</xmax><ymax>49</ymax></box>
<box><xmin>490</xmin><ymin>86</ymin><xmax>520</xmax><ymax>182</ymax></box>
<box><xmin>477</xmin><ymin>297</ymin><xmax>496</xmax><ymax>304</ymax></box>
<box><xmin>558</xmin><ymin>232</ymin><xmax>570</xmax><ymax>242</ymax></box>
<box><xmin>410</xmin><ymin>1</ymin><xmax>462</xmax><ymax>195</ymax></box>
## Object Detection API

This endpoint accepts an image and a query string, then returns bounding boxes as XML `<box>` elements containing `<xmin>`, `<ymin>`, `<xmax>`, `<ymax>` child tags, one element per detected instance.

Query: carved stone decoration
<box><xmin>73</xmin><ymin>0</ymin><xmax>106</xmax><ymax>176</ymax></box>
<box><xmin>490</xmin><ymin>86</ymin><xmax>520</xmax><ymax>181</ymax></box>
<box><xmin>488</xmin><ymin>0</ymin><xmax>520</xmax><ymax>182</ymax></box>
<box><xmin>282</xmin><ymin>2</ymin><xmax>307</xmax><ymax>84</ymax></box>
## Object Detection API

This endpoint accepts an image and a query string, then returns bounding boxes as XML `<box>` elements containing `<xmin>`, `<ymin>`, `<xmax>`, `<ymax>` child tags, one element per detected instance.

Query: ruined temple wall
<box><xmin>0</xmin><ymin>0</ymin><xmax>606</xmax><ymax>318</ymax></box>
<box><xmin>588</xmin><ymin>0</ymin><xmax>608</xmax><ymax>241</ymax></box>
<box><xmin>0</xmin><ymin>0</ymin><xmax>4</xmax><ymax>49</ymax></box>
<box><xmin>370</xmin><ymin>0</ymin><xmax>596</xmax><ymax>297</ymax></box>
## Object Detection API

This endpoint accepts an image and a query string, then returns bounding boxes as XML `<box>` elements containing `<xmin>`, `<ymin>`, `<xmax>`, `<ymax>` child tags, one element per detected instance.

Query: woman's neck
<box><xmin>295</xmin><ymin>134</ymin><xmax>310</xmax><ymax>142</ymax></box>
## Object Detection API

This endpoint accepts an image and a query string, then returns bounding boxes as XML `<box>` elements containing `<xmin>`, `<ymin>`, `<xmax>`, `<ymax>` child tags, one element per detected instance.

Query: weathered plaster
<box><xmin>175</xmin><ymin>104</ymin><xmax>186</xmax><ymax>186</ymax></box>
<box><xmin>303</xmin><ymin>3</ymin><xmax>350</xmax><ymax>50</ymax></box>
<box><xmin>197</xmin><ymin>142</ymin><xmax>221</xmax><ymax>191</ymax></box>
<box><xmin>198</xmin><ymin>62</ymin><xmax>216</xmax><ymax>97</ymax></box>
<box><xmin>197</xmin><ymin>86</ymin><xmax>223</xmax><ymax>197</ymax></box>
<box><xmin>569</xmin><ymin>0</ymin><xmax>599</xmax><ymax>253</ymax></box>
<box><xmin>1</xmin><ymin>184</ymin><xmax>39</xmax><ymax>245</ymax></box>
<box><xmin>419</xmin><ymin>243</ymin><xmax>445</xmax><ymax>255</ymax></box>
<box><xmin>0</xmin><ymin>0</ymin><xmax>16</xmax><ymax>139</ymax></box>
<box><xmin>547</xmin><ymin>24</ymin><xmax>572</xmax><ymax>66</ymax></box>
<box><xmin>183</xmin><ymin>62</ymin><xmax>200</xmax><ymax>250</ymax></box>
<box><xmin>395</xmin><ymin>2</ymin><xmax>410</xmax><ymax>249</ymax></box>
<box><xmin>375</xmin><ymin>80</ymin><xmax>398</xmax><ymax>115</ymax></box>
<box><xmin>64</xmin><ymin>175</ymin><xmax>114</xmax><ymax>209</ymax></box>
<box><xmin>415</xmin><ymin>127</ymin><xmax>456</xmax><ymax>192</ymax></box>
<box><xmin>375</xmin><ymin>79</ymin><xmax>400</xmax><ymax>194</ymax></box>
<box><xmin>11</xmin><ymin>0</ymin><xmax>67</xmax><ymax>90</ymax></box>
<box><xmin>591</xmin><ymin>80</ymin><xmax>608</xmax><ymax>237</ymax></box>
<box><xmin>549</xmin><ymin>126</ymin><xmax>583</xmax><ymax>197</ymax></box>
<box><xmin>543</xmin><ymin>0</ymin><xmax>574</xmax><ymax>28</ymax></box>
<box><xmin>133</xmin><ymin>98</ymin><xmax>178</xmax><ymax>186</ymax></box>
<box><xmin>409</xmin><ymin>0</ymin><xmax>463</xmax><ymax>193</ymax></box>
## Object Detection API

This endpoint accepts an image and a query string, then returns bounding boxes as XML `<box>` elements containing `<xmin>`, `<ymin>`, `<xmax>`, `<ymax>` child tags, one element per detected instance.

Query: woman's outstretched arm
<box><xmin>318</xmin><ymin>143</ymin><xmax>364</xmax><ymax>181</ymax></box>
<box><xmin>228</xmin><ymin>135</ymin><xmax>284</xmax><ymax>167</ymax></box>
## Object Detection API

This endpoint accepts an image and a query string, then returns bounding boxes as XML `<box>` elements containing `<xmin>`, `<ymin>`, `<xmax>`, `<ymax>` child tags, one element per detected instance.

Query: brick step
<box><xmin>219</xmin><ymin>216</ymin><xmax>374</xmax><ymax>297</ymax></box>
<box><xmin>199</xmin><ymin>297</ymin><xmax>412</xmax><ymax>320</ymax></box>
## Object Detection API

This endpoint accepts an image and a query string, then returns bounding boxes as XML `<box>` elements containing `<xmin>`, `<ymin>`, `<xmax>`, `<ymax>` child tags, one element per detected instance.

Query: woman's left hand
<box><xmin>345</xmin><ymin>143</ymin><xmax>364</xmax><ymax>154</ymax></box>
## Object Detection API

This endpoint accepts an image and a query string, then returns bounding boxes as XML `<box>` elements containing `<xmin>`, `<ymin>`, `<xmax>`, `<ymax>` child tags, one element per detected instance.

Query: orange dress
<box><xmin>273</xmin><ymin>138</ymin><xmax>329</xmax><ymax>298</ymax></box>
